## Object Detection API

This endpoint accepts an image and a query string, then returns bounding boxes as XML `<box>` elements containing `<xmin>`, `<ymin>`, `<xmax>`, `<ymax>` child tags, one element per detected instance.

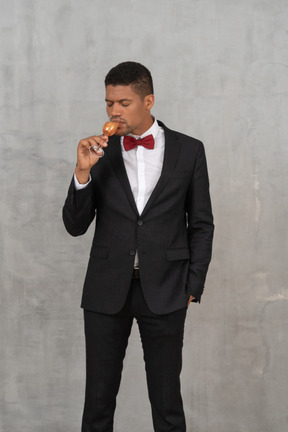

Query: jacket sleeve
<box><xmin>62</xmin><ymin>176</ymin><xmax>96</xmax><ymax>237</ymax></box>
<box><xmin>185</xmin><ymin>142</ymin><xmax>214</xmax><ymax>302</ymax></box>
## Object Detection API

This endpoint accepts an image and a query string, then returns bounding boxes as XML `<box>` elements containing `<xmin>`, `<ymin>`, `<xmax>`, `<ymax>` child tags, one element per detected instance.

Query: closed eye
<box><xmin>105</xmin><ymin>99</ymin><xmax>132</xmax><ymax>107</ymax></box>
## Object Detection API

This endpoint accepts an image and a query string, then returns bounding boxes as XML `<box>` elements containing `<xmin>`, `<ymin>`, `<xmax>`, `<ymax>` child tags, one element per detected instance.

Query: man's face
<box><xmin>105</xmin><ymin>84</ymin><xmax>154</xmax><ymax>136</ymax></box>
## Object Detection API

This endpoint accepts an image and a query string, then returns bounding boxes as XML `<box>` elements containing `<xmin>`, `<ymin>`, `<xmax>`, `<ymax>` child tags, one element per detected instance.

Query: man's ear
<box><xmin>145</xmin><ymin>94</ymin><xmax>155</xmax><ymax>110</ymax></box>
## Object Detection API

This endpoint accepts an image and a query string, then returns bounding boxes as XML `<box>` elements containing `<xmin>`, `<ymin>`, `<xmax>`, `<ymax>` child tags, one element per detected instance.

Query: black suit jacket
<box><xmin>63</xmin><ymin>121</ymin><xmax>214</xmax><ymax>314</ymax></box>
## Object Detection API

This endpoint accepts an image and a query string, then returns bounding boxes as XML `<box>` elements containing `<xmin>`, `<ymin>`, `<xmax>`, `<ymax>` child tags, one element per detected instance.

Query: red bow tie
<box><xmin>123</xmin><ymin>134</ymin><xmax>155</xmax><ymax>151</ymax></box>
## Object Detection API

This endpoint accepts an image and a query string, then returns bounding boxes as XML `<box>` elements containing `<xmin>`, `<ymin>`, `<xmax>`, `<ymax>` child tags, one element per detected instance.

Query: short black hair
<box><xmin>105</xmin><ymin>61</ymin><xmax>154</xmax><ymax>98</ymax></box>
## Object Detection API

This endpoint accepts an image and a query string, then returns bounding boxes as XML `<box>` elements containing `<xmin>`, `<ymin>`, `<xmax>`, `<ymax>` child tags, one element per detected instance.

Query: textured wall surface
<box><xmin>1</xmin><ymin>0</ymin><xmax>288</xmax><ymax>431</ymax></box>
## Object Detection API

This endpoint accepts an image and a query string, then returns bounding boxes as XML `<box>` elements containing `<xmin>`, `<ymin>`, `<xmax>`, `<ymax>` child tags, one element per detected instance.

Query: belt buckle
<box><xmin>132</xmin><ymin>267</ymin><xmax>140</xmax><ymax>279</ymax></box>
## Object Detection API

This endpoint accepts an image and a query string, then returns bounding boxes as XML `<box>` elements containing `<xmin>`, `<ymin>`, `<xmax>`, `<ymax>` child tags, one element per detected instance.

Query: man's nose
<box><xmin>110</xmin><ymin>103</ymin><xmax>122</xmax><ymax>118</ymax></box>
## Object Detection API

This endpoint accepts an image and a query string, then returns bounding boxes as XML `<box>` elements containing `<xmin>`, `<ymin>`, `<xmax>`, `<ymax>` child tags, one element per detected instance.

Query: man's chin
<box><xmin>114</xmin><ymin>124</ymin><xmax>130</xmax><ymax>136</ymax></box>
<box><xmin>114</xmin><ymin>130</ymin><xmax>127</xmax><ymax>137</ymax></box>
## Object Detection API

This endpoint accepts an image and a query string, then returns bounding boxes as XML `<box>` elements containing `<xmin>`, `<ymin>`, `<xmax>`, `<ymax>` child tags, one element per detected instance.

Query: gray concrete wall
<box><xmin>1</xmin><ymin>0</ymin><xmax>287</xmax><ymax>431</ymax></box>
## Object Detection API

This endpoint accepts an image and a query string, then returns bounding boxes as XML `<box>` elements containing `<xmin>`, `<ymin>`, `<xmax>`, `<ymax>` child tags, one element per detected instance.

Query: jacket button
<box><xmin>137</xmin><ymin>220</ymin><xmax>143</xmax><ymax>226</ymax></box>
<box><xmin>130</xmin><ymin>250</ymin><xmax>136</xmax><ymax>256</ymax></box>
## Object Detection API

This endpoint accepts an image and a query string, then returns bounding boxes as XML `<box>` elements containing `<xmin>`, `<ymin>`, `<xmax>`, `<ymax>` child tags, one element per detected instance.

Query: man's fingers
<box><xmin>76</xmin><ymin>134</ymin><xmax>109</xmax><ymax>171</ymax></box>
<box><xmin>79</xmin><ymin>135</ymin><xmax>109</xmax><ymax>149</ymax></box>
<box><xmin>187</xmin><ymin>295</ymin><xmax>194</xmax><ymax>307</ymax></box>
<box><xmin>88</xmin><ymin>135</ymin><xmax>109</xmax><ymax>148</ymax></box>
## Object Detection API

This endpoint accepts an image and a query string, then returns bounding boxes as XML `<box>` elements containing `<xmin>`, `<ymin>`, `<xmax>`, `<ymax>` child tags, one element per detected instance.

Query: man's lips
<box><xmin>111</xmin><ymin>119</ymin><xmax>126</xmax><ymax>125</ymax></box>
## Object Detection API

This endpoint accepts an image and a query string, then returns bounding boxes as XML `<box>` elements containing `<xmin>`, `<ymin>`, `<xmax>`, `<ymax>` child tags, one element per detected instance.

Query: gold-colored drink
<box><xmin>103</xmin><ymin>122</ymin><xmax>119</xmax><ymax>136</ymax></box>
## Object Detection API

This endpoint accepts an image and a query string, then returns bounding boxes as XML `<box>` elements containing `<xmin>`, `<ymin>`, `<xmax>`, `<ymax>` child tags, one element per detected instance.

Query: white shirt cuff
<box><xmin>74</xmin><ymin>173</ymin><xmax>92</xmax><ymax>190</ymax></box>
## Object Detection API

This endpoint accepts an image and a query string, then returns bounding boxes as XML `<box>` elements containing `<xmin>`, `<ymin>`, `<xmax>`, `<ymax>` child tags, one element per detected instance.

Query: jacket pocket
<box><xmin>166</xmin><ymin>247</ymin><xmax>190</xmax><ymax>261</ymax></box>
<box><xmin>90</xmin><ymin>245</ymin><xmax>109</xmax><ymax>259</ymax></box>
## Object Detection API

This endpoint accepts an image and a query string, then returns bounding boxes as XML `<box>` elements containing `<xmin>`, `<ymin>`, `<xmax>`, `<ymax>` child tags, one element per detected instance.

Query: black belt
<box><xmin>132</xmin><ymin>267</ymin><xmax>140</xmax><ymax>279</ymax></box>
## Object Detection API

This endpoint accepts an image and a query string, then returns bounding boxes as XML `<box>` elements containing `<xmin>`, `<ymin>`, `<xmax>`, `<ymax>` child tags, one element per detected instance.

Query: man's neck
<box><xmin>131</xmin><ymin>115</ymin><xmax>155</xmax><ymax>137</ymax></box>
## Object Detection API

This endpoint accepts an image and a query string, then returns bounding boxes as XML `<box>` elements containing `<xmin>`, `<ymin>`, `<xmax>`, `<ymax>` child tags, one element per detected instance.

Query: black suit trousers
<box><xmin>82</xmin><ymin>278</ymin><xmax>187</xmax><ymax>432</ymax></box>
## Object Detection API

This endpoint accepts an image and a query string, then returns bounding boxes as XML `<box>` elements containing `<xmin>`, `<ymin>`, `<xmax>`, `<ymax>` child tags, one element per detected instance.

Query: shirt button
<box><xmin>130</xmin><ymin>250</ymin><xmax>136</xmax><ymax>256</ymax></box>
<box><xmin>137</xmin><ymin>220</ymin><xmax>143</xmax><ymax>226</ymax></box>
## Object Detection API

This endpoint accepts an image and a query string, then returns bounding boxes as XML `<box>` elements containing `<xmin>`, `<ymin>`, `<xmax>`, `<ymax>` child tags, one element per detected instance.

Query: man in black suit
<box><xmin>63</xmin><ymin>61</ymin><xmax>214</xmax><ymax>432</ymax></box>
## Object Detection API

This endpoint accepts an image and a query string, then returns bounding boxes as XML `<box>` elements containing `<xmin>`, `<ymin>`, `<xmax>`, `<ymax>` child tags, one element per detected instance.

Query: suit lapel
<box><xmin>105</xmin><ymin>136</ymin><xmax>139</xmax><ymax>215</ymax></box>
<box><xmin>105</xmin><ymin>122</ymin><xmax>181</xmax><ymax>218</ymax></box>
<box><xmin>141</xmin><ymin>123</ymin><xmax>181</xmax><ymax>217</ymax></box>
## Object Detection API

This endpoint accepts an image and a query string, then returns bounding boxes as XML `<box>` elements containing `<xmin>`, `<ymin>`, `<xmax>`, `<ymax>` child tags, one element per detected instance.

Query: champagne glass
<box><xmin>89</xmin><ymin>121</ymin><xmax>119</xmax><ymax>157</ymax></box>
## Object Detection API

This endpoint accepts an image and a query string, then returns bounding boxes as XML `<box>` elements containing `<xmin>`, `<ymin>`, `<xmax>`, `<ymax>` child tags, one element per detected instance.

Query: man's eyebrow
<box><xmin>105</xmin><ymin>98</ymin><xmax>133</xmax><ymax>102</ymax></box>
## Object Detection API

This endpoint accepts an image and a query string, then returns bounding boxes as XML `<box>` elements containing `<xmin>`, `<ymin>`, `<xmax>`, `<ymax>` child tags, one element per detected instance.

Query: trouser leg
<box><xmin>81</xmin><ymin>309</ymin><xmax>133</xmax><ymax>432</ymax></box>
<box><xmin>132</xmin><ymin>280</ymin><xmax>187</xmax><ymax>432</ymax></box>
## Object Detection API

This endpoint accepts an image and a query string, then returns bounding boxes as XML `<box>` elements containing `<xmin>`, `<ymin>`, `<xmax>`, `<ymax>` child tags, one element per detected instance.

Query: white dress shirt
<box><xmin>74</xmin><ymin>119</ymin><xmax>165</xmax><ymax>266</ymax></box>
<box><xmin>119</xmin><ymin>119</ymin><xmax>164</xmax><ymax>214</ymax></box>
